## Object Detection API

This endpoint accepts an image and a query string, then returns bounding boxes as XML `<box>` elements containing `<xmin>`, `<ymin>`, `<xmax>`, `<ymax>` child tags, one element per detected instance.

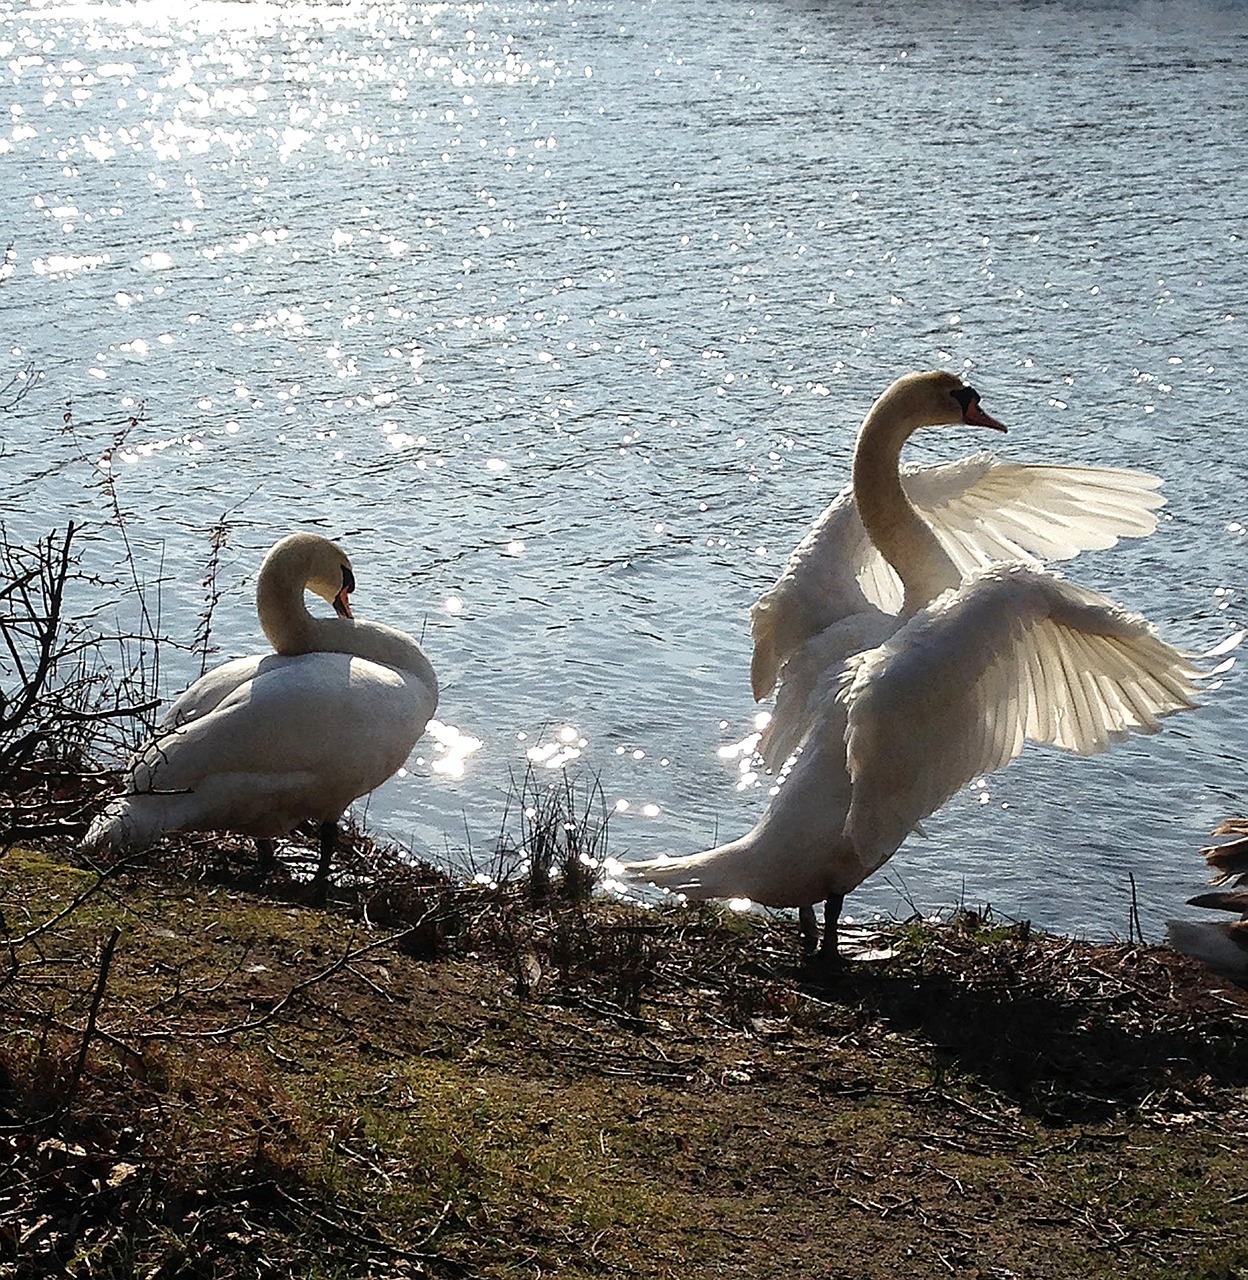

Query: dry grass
<box><xmin>2</xmin><ymin>833</ymin><xmax>1248</xmax><ymax>1280</ymax></box>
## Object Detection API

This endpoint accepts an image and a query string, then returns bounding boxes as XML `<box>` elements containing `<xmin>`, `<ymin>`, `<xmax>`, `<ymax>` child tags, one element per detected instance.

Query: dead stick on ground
<box><xmin>2</xmin><ymin>856</ymin><xmax>134</xmax><ymax>953</ymax></box>
<box><xmin>11</xmin><ymin>917</ymin><xmax>438</xmax><ymax>1075</ymax></box>
<box><xmin>121</xmin><ymin>912</ymin><xmax>436</xmax><ymax>1043</ymax></box>
<box><xmin>65</xmin><ymin>926</ymin><xmax>121</xmax><ymax>1108</ymax></box>
<box><xmin>270</xmin><ymin>1184</ymin><xmax>466</xmax><ymax>1274</ymax></box>
<box><xmin>4</xmin><ymin>924</ymin><xmax>129</xmax><ymax>1132</ymax></box>
<box><xmin>1128</xmin><ymin>872</ymin><xmax>1143</xmax><ymax>947</ymax></box>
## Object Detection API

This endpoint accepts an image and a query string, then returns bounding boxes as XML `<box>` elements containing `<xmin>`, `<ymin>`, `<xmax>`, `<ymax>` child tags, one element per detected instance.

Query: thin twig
<box><xmin>1128</xmin><ymin>872</ymin><xmax>1143</xmax><ymax>947</ymax></box>
<box><xmin>1</xmin><ymin>857</ymin><xmax>133</xmax><ymax>952</ymax></box>
<box><xmin>122</xmin><ymin>918</ymin><xmax>434</xmax><ymax>1043</ymax></box>
<box><xmin>62</xmin><ymin>925</ymin><xmax>121</xmax><ymax>1108</ymax></box>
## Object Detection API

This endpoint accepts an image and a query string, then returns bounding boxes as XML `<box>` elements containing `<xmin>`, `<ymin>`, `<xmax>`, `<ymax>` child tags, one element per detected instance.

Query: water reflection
<box><xmin>717</xmin><ymin>716</ymin><xmax>766</xmax><ymax>792</ymax></box>
<box><xmin>0</xmin><ymin>0</ymin><xmax>1245</xmax><ymax>937</ymax></box>
<box><xmin>524</xmin><ymin>725</ymin><xmax>585</xmax><ymax>771</ymax></box>
<box><xmin>420</xmin><ymin>719</ymin><xmax>482</xmax><ymax>780</ymax></box>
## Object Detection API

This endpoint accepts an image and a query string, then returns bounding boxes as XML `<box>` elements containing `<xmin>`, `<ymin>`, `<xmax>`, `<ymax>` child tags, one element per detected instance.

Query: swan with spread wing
<box><xmin>628</xmin><ymin>371</ymin><xmax>1200</xmax><ymax>964</ymax></box>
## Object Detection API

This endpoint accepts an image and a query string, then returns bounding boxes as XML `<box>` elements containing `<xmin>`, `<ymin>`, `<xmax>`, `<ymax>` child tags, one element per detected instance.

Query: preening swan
<box><xmin>82</xmin><ymin>533</ymin><xmax>439</xmax><ymax>900</ymax></box>
<box><xmin>628</xmin><ymin>371</ymin><xmax>1200</xmax><ymax>964</ymax></box>
<box><xmin>1167</xmin><ymin>819</ymin><xmax>1248</xmax><ymax>982</ymax></box>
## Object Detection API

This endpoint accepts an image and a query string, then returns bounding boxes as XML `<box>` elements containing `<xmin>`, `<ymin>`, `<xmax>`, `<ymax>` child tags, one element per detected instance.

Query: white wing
<box><xmin>161</xmin><ymin>656</ymin><xmax>266</xmax><ymax>729</ymax></box>
<box><xmin>841</xmin><ymin>564</ymin><xmax>1201</xmax><ymax>866</ymax></box>
<box><xmin>758</xmin><ymin>608</ymin><xmax>896</xmax><ymax>772</ymax></box>
<box><xmin>863</xmin><ymin>456</ymin><xmax>1165</xmax><ymax>615</ymax></box>
<box><xmin>750</xmin><ymin>458</ymin><xmax>1163</xmax><ymax>699</ymax></box>
<box><xmin>750</xmin><ymin>487</ymin><xmax>874</xmax><ymax>699</ymax></box>
<box><xmin>911</xmin><ymin>455</ymin><xmax>1164</xmax><ymax>583</ymax></box>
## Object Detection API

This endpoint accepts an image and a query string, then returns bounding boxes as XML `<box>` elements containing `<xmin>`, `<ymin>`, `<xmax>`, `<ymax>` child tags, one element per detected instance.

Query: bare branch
<box><xmin>62</xmin><ymin>925</ymin><xmax>121</xmax><ymax>1110</ymax></box>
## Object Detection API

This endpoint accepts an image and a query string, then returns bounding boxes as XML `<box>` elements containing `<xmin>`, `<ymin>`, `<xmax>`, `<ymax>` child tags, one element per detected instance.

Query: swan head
<box><xmin>878</xmin><ymin>370</ymin><xmax>1006</xmax><ymax>434</ymax></box>
<box><xmin>259</xmin><ymin>532</ymin><xmax>356</xmax><ymax>622</ymax></box>
<box><xmin>302</xmin><ymin>536</ymin><xmax>356</xmax><ymax>618</ymax></box>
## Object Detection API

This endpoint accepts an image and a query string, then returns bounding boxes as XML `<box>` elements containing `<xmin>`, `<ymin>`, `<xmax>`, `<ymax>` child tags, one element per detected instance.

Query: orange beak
<box><xmin>963</xmin><ymin>398</ymin><xmax>1006</xmax><ymax>431</ymax></box>
<box><xmin>333</xmin><ymin>564</ymin><xmax>355</xmax><ymax>618</ymax></box>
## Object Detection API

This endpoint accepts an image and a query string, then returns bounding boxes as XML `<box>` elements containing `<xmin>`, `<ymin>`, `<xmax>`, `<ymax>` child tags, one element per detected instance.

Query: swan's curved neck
<box><xmin>256</xmin><ymin>555</ymin><xmax>326</xmax><ymax>656</ymax></box>
<box><xmin>256</xmin><ymin>554</ymin><xmax>438</xmax><ymax>695</ymax></box>
<box><xmin>852</xmin><ymin>392</ymin><xmax>960</xmax><ymax>615</ymax></box>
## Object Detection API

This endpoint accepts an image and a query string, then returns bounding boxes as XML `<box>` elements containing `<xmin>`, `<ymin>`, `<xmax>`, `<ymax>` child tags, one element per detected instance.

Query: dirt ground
<box><xmin>3</xmin><ymin>843</ymin><xmax>1248</xmax><ymax>1279</ymax></box>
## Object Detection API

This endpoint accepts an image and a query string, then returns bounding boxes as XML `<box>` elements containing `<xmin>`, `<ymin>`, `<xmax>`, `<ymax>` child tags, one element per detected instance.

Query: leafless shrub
<box><xmin>0</xmin><ymin>244</ymin><xmax>38</xmax><ymax>416</ymax></box>
<box><xmin>192</xmin><ymin>514</ymin><xmax>232</xmax><ymax>677</ymax></box>
<box><xmin>0</xmin><ymin>523</ymin><xmax>162</xmax><ymax>846</ymax></box>
<box><xmin>0</xmin><ymin>358</ymin><xmax>38</xmax><ymax>415</ymax></box>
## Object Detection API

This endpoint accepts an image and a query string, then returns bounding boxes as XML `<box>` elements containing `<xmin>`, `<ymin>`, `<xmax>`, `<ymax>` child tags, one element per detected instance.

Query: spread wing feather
<box><xmin>841</xmin><ymin>564</ymin><xmax>1200</xmax><ymax>866</ymax></box>
<box><xmin>750</xmin><ymin>456</ymin><xmax>1163</xmax><ymax>699</ymax></box>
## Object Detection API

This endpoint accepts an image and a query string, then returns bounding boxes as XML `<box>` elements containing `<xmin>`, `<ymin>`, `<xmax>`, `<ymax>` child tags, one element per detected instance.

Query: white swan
<box><xmin>628</xmin><ymin>371</ymin><xmax>1200</xmax><ymax>963</ymax></box>
<box><xmin>82</xmin><ymin>532</ymin><xmax>438</xmax><ymax>899</ymax></box>
<box><xmin>1167</xmin><ymin>819</ymin><xmax>1248</xmax><ymax>982</ymax></box>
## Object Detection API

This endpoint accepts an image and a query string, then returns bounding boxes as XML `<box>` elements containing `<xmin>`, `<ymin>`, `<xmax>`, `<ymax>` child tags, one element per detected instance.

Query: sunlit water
<box><xmin>1</xmin><ymin>0</ymin><xmax>1245</xmax><ymax>940</ymax></box>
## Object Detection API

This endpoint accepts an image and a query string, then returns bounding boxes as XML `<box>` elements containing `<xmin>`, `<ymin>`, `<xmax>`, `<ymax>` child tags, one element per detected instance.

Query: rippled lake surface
<box><xmin>2</xmin><ymin>0</ymin><xmax>1245</xmax><ymax>939</ymax></box>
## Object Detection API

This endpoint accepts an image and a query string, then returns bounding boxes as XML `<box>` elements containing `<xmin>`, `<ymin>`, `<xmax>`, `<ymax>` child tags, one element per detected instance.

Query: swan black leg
<box><xmin>253</xmin><ymin>838</ymin><xmax>276</xmax><ymax>887</ymax></box>
<box><xmin>310</xmin><ymin>821</ymin><xmax>337</xmax><ymax>905</ymax></box>
<box><xmin>817</xmin><ymin>893</ymin><xmax>845</xmax><ymax>970</ymax></box>
<box><xmin>798</xmin><ymin>904</ymin><xmax>819</xmax><ymax>958</ymax></box>
<box><xmin>798</xmin><ymin>895</ymin><xmax>846</xmax><ymax>978</ymax></box>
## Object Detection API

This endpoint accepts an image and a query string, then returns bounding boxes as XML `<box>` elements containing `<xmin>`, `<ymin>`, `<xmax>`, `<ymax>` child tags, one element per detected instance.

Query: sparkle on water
<box><xmin>2</xmin><ymin>0</ymin><xmax>1246</xmax><ymax>938</ymax></box>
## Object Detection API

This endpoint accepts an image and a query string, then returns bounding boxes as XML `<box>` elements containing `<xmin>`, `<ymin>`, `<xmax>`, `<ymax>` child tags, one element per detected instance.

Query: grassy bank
<box><xmin>3</xmin><ymin>839</ymin><xmax>1247</xmax><ymax>1280</ymax></box>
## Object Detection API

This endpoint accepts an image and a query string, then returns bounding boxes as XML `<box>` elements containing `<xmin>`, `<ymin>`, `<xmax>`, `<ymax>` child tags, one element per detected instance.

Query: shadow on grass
<box><xmin>0</xmin><ymin>1128</ymin><xmax>469</xmax><ymax>1280</ymax></box>
<box><xmin>824</xmin><ymin>919</ymin><xmax>1248</xmax><ymax>1125</ymax></box>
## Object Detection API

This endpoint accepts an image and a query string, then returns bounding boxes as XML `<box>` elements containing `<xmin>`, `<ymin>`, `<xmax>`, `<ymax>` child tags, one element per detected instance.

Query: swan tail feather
<box><xmin>624</xmin><ymin>839</ymin><xmax>763</xmax><ymax>902</ymax></box>
<box><xmin>1187</xmin><ymin>890</ymin><xmax>1248</xmax><ymax>915</ymax></box>
<box><xmin>623</xmin><ymin>854</ymin><xmax>712</xmax><ymax>898</ymax></box>
<box><xmin>1212</xmin><ymin>816</ymin><xmax>1248</xmax><ymax>839</ymax></box>
<box><xmin>81</xmin><ymin>797</ymin><xmax>171</xmax><ymax>857</ymax></box>
<box><xmin>1166</xmin><ymin>919</ymin><xmax>1248</xmax><ymax>978</ymax></box>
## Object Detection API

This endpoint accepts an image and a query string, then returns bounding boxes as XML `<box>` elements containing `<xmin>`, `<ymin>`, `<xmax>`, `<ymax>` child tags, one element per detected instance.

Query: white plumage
<box><xmin>748</xmin><ymin>455</ymin><xmax>1164</xmax><ymax>703</ymax></box>
<box><xmin>839</xmin><ymin>564</ymin><xmax>1198</xmax><ymax>867</ymax></box>
<box><xmin>628</xmin><ymin>371</ymin><xmax>1200</xmax><ymax>962</ymax></box>
<box><xmin>82</xmin><ymin>533</ymin><xmax>438</xmax><ymax>898</ymax></box>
